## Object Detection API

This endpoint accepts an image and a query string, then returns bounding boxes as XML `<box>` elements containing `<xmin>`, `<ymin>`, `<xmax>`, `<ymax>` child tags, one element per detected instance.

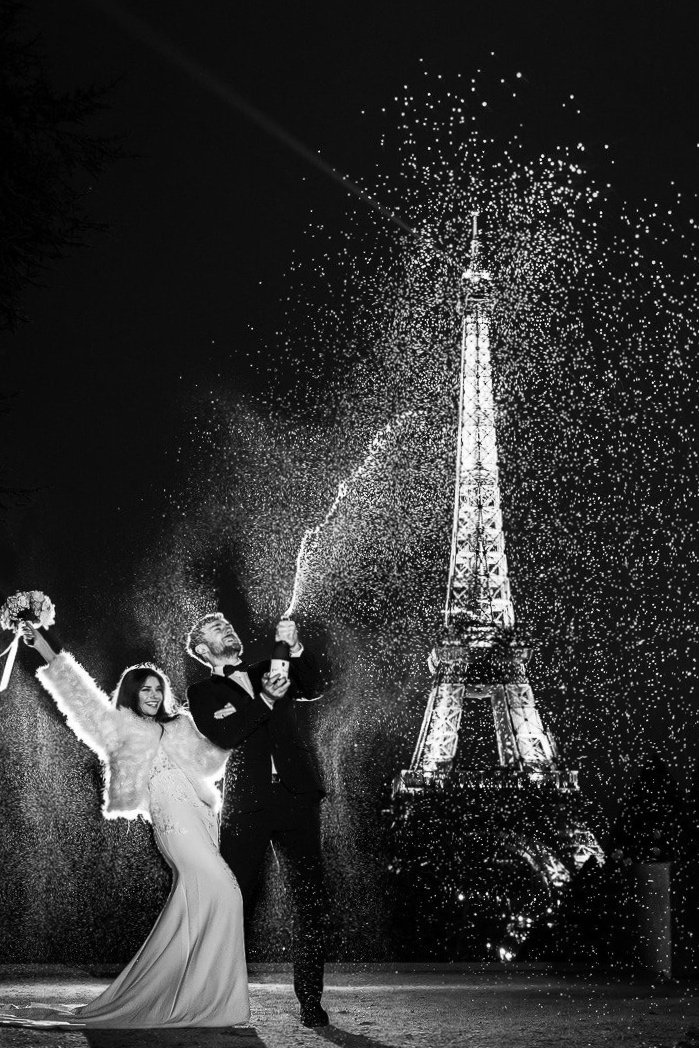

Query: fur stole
<box><xmin>37</xmin><ymin>652</ymin><xmax>229</xmax><ymax>821</ymax></box>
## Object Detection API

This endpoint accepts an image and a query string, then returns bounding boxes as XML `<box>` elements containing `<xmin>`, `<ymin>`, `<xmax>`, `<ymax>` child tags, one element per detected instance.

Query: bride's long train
<box><xmin>0</xmin><ymin>749</ymin><xmax>249</xmax><ymax>1029</ymax></box>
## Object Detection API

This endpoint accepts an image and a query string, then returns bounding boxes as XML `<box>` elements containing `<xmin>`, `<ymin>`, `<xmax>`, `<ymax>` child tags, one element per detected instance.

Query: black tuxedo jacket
<box><xmin>187</xmin><ymin>650</ymin><xmax>324</xmax><ymax>813</ymax></box>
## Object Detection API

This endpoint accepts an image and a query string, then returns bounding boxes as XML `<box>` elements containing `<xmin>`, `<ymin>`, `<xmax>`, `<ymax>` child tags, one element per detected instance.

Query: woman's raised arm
<box><xmin>22</xmin><ymin>624</ymin><xmax>121</xmax><ymax>761</ymax></box>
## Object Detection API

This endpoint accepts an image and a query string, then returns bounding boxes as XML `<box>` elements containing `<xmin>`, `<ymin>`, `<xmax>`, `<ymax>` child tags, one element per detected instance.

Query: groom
<box><xmin>185</xmin><ymin>613</ymin><xmax>329</xmax><ymax>1028</ymax></box>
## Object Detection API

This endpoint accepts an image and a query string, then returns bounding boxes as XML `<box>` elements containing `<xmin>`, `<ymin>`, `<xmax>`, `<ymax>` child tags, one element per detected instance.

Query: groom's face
<box><xmin>198</xmin><ymin>617</ymin><xmax>243</xmax><ymax>663</ymax></box>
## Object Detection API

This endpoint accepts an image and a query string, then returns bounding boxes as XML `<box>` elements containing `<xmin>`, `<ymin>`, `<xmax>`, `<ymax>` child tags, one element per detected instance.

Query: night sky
<box><xmin>1</xmin><ymin>0</ymin><xmax>698</xmax><ymax>743</ymax></box>
<box><xmin>2</xmin><ymin>1</ymin><xmax>698</xmax><ymax>590</ymax></box>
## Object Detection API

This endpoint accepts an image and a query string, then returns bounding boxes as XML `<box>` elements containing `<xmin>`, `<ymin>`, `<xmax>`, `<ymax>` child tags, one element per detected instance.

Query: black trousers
<box><xmin>220</xmin><ymin>783</ymin><xmax>326</xmax><ymax>1006</ymax></box>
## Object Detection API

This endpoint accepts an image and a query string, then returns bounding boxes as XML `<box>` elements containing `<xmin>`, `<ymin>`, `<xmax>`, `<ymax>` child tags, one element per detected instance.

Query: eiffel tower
<box><xmin>390</xmin><ymin>216</ymin><xmax>602</xmax><ymax>958</ymax></box>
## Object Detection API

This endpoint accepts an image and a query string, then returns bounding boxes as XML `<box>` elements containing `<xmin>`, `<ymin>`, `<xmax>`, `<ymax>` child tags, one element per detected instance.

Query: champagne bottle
<box><xmin>270</xmin><ymin>636</ymin><xmax>290</xmax><ymax>680</ymax></box>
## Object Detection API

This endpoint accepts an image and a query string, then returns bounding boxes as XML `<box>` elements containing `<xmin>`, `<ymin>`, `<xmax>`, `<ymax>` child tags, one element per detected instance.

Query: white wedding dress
<box><xmin>0</xmin><ymin>746</ymin><xmax>250</xmax><ymax>1028</ymax></box>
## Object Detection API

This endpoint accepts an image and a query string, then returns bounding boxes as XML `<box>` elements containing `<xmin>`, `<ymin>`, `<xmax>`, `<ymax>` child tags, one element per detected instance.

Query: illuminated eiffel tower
<box><xmin>390</xmin><ymin>217</ymin><xmax>602</xmax><ymax>958</ymax></box>
<box><xmin>395</xmin><ymin>216</ymin><xmax>574</xmax><ymax>794</ymax></box>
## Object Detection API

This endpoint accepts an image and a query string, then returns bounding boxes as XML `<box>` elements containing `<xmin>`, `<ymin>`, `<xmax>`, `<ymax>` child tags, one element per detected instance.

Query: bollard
<box><xmin>629</xmin><ymin>862</ymin><xmax>672</xmax><ymax>979</ymax></box>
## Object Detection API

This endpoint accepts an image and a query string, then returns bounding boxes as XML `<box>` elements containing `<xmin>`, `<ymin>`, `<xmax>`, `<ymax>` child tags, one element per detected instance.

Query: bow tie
<box><xmin>223</xmin><ymin>662</ymin><xmax>248</xmax><ymax>677</ymax></box>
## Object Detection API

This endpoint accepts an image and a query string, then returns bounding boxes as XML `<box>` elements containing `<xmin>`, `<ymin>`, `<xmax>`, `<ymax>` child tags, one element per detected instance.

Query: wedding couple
<box><xmin>3</xmin><ymin>612</ymin><xmax>328</xmax><ymax>1029</ymax></box>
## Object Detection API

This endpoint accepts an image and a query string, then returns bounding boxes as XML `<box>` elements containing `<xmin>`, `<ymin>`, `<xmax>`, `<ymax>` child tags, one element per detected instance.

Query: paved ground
<box><xmin>0</xmin><ymin>966</ymin><xmax>697</xmax><ymax>1048</ymax></box>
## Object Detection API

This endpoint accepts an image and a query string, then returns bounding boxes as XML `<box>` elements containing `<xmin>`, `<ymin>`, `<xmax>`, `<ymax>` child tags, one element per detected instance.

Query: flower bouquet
<box><xmin>0</xmin><ymin>591</ymin><xmax>56</xmax><ymax>691</ymax></box>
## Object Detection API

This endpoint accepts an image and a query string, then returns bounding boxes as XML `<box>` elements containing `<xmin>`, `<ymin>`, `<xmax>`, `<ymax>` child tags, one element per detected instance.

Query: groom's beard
<box><xmin>209</xmin><ymin>637</ymin><xmax>243</xmax><ymax>660</ymax></box>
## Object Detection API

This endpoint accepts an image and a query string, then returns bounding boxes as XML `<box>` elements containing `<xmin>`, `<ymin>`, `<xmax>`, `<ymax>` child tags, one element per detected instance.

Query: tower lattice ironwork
<box><xmin>391</xmin><ymin>216</ymin><xmax>603</xmax><ymax>959</ymax></box>
<box><xmin>395</xmin><ymin>216</ymin><xmax>573</xmax><ymax>794</ymax></box>
<box><xmin>390</xmin><ymin>220</ymin><xmax>603</xmax><ymax>940</ymax></box>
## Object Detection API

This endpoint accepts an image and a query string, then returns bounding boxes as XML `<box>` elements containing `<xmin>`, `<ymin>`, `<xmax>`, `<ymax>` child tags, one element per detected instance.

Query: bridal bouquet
<box><xmin>0</xmin><ymin>591</ymin><xmax>56</xmax><ymax>691</ymax></box>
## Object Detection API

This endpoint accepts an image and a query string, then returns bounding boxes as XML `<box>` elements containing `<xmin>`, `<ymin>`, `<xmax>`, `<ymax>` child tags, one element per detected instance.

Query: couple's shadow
<box><xmin>314</xmin><ymin>1026</ymin><xmax>397</xmax><ymax>1047</ymax></box>
<box><xmin>81</xmin><ymin>1023</ymin><xmax>396</xmax><ymax>1047</ymax></box>
<box><xmin>82</xmin><ymin>1029</ymin><xmax>265</xmax><ymax>1047</ymax></box>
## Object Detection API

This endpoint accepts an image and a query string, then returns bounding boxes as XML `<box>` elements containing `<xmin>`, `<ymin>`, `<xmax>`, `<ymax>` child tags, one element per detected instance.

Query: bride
<box><xmin>0</xmin><ymin>624</ymin><xmax>249</xmax><ymax>1029</ymax></box>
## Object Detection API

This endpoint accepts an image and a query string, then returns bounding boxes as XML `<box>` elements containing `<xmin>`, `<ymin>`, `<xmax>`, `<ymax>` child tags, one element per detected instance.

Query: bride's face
<box><xmin>137</xmin><ymin>675</ymin><xmax>164</xmax><ymax>717</ymax></box>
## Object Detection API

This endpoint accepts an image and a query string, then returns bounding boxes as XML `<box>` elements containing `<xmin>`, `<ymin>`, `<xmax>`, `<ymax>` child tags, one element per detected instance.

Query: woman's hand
<box><xmin>19</xmin><ymin>623</ymin><xmax>57</xmax><ymax>664</ymax></box>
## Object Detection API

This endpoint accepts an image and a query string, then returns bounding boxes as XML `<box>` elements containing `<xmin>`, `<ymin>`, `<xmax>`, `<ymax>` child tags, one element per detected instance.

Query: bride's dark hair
<box><xmin>113</xmin><ymin>664</ymin><xmax>179</xmax><ymax>722</ymax></box>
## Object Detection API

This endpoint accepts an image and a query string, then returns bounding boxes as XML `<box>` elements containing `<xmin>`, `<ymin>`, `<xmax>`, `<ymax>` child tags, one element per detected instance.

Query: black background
<box><xmin>2</xmin><ymin>0</ymin><xmax>698</xmax><ymax>594</ymax></box>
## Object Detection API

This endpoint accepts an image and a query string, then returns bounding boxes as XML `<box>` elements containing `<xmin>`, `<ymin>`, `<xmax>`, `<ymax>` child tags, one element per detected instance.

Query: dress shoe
<box><xmin>300</xmin><ymin>1002</ymin><xmax>329</xmax><ymax>1027</ymax></box>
